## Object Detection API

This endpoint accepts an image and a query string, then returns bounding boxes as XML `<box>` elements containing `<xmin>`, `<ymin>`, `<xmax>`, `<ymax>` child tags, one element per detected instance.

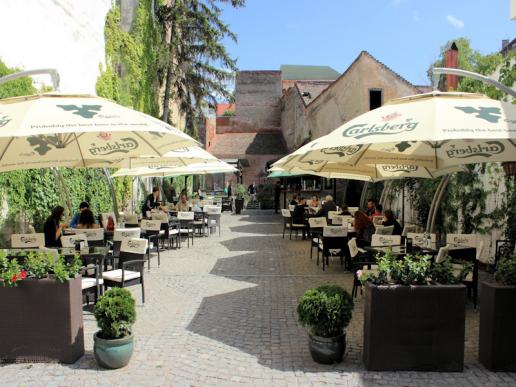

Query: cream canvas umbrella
<box><xmin>269</xmin><ymin>164</ymin><xmax>466</xmax><ymax>182</ymax></box>
<box><xmin>273</xmin><ymin>92</ymin><xmax>516</xmax><ymax>171</ymax></box>
<box><xmin>113</xmin><ymin>160</ymin><xmax>237</xmax><ymax>177</ymax></box>
<box><xmin>0</xmin><ymin>94</ymin><xmax>198</xmax><ymax>171</ymax></box>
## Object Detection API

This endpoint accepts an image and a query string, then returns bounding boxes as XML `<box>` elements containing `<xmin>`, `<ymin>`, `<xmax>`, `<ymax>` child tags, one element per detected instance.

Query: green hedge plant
<box><xmin>297</xmin><ymin>285</ymin><xmax>354</xmax><ymax>338</ymax></box>
<box><xmin>94</xmin><ymin>288</ymin><xmax>136</xmax><ymax>340</ymax></box>
<box><xmin>495</xmin><ymin>255</ymin><xmax>516</xmax><ymax>286</ymax></box>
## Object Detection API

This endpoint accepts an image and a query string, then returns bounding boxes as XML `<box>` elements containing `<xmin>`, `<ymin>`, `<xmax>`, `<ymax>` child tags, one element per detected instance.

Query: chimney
<box><xmin>444</xmin><ymin>42</ymin><xmax>459</xmax><ymax>91</ymax></box>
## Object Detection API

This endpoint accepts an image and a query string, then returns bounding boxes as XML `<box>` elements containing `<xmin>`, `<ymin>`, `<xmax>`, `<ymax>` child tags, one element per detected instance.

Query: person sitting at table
<box><xmin>311</xmin><ymin>195</ymin><xmax>320</xmax><ymax>208</ymax></box>
<box><xmin>44</xmin><ymin>206</ymin><xmax>67</xmax><ymax>247</ymax></box>
<box><xmin>315</xmin><ymin>195</ymin><xmax>337</xmax><ymax>219</ymax></box>
<box><xmin>290</xmin><ymin>194</ymin><xmax>298</xmax><ymax>206</ymax></box>
<box><xmin>76</xmin><ymin>209</ymin><xmax>100</xmax><ymax>229</ymax></box>
<box><xmin>340</xmin><ymin>204</ymin><xmax>352</xmax><ymax>216</ymax></box>
<box><xmin>366</xmin><ymin>198</ymin><xmax>382</xmax><ymax>220</ymax></box>
<box><xmin>176</xmin><ymin>194</ymin><xmax>190</xmax><ymax>212</ymax></box>
<box><xmin>70</xmin><ymin>201</ymin><xmax>92</xmax><ymax>229</ymax></box>
<box><xmin>382</xmin><ymin>209</ymin><xmax>402</xmax><ymax>235</ymax></box>
<box><xmin>354</xmin><ymin>210</ymin><xmax>375</xmax><ymax>246</ymax></box>
<box><xmin>292</xmin><ymin>197</ymin><xmax>308</xmax><ymax>239</ymax></box>
<box><xmin>141</xmin><ymin>186</ymin><xmax>164</xmax><ymax>217</ymax></box>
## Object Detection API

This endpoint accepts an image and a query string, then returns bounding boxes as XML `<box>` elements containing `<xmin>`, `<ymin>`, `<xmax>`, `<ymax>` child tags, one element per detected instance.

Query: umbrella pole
<box><xmin>333</xmin><ymin>178</ymin><xmax>337</xmax><ymax>202</ymax></box>
<box><xmin>103</xmin><ymin>168</ymin><xmax>119</xmax><ymax>222</ymax></box>
<box><xmin>401</xmin><ymin>180</ymin><xmax>405</xmax><ymax>228</ymax></box>
<box><xmin>426</xmin><ymin>174</ymin><xmax>452</xmax><ymax>233</ymax></box>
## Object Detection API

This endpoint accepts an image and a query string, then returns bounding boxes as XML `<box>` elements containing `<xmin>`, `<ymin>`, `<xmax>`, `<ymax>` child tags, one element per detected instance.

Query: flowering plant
<box><xmin>0</xmin><ymin>250</ymin><xmax>82</xmax><ymax>287</ymax></box>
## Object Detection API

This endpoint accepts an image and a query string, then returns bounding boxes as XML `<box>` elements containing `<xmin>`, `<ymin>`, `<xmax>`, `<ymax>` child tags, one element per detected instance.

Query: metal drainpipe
<box><xmin>426</xmin><ymin>174</ymin><xmax>452</xmax><ymax>233</ymax></box>
<box><xmin>103</xmin><ymin>168</ymin><xmax>119</xmax><ymax>222</ymax></box>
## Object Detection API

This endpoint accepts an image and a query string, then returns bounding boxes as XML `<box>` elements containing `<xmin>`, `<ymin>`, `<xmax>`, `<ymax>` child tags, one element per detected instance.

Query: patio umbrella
<box><xmin>112</xmin><ymin>160</ymin><xmax>237</xmax><ymax>177</ymax></box>
<box><xmin>0</xmin><ymin>94</ymin><xmax>198</xmax><ymax>171</ymax></box>
<box><xmin>273</xmin><ymin>92</ymin><xmax>516</xmax><ymax>171</ymax></box>
<box><xmin>117</xmin><ymin>146</ymin><xmax>219</xmax><ymax>169</ymax></box>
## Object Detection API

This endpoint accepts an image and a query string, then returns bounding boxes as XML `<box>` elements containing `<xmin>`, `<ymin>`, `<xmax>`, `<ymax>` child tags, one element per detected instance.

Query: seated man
<box><xmin>176</xmin><ymin>194</ymin><xmax>191</xmax><ymax>212</ymax></box>
<box><xmin>70</xmin><ymin>201</ymin><xmax>91</xmax><ymax>229</ymax></box>
<box><xmin>316</xmin><ymin>195</ymin><xmax>337</xmax><ymax>219</ymax></box>
<box><xmin>292</xmin><ymin>196</ymin><xmax>308</xmax><ymax>239</ymax></box>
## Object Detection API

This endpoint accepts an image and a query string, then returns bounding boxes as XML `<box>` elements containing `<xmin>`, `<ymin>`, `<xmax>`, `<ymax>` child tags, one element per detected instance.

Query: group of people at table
<box><xmin>43</xmin><ymin>186</ymin><xmax>203</xmax><ymax>248</ymax></box>
<box><xmin>288</xmin><ymin>194</ymin><xmax>402</xmax><ymax>245</ymax></box>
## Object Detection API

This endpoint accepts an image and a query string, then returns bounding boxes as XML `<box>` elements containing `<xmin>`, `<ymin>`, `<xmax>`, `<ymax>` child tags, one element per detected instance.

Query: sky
<box><xmin>220</xmin><ymin>0</ymin><xmax>515</xmax><ymax>86</ymax></box>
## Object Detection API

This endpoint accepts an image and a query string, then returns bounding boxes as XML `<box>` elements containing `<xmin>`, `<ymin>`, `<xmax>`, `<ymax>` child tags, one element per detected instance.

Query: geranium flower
<box><xmin>20</xmin><ymin>271</ymin><xmax>27</xmax><ymax>279</ymax></box>
<box><xmin>10</xmin><ymin>274</ymin><xmax>17</xmax><ymax>283</ymax></box>
<box><xmin>356</xmin><ymin>270</ymin><xmax>363</xmax><ymax>279</ymax></box>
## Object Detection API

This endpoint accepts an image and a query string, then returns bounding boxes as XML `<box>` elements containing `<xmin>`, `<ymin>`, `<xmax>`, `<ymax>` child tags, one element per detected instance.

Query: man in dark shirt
<box><xmin>141</xmin><ymin>186</ymin><xmax>161</xmax><ymax>217</ymax></box>
<box><xmin>290</xmin><ymin>194</ymin><xmax>298</xmax><ymax>206</ymax></box>
<box><xmin>316</xmin><ymin>195</ymin><xmax>337</xmax><ymax>219</ymax></box>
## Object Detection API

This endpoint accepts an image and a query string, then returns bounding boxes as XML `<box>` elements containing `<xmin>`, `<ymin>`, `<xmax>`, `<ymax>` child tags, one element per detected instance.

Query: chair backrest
<box><xmin>309</xmin><ymin>217</ymin><xmax>327</xmax><ymax>228</ymax></box>
<box><xmin>323</xmin><ymin>226</ymin><xmax>348</xmax><ymax>237</ymax></box>
<box><xmin>372</xmin><ymin>216</ymin><xmax>384</xmax><ymax>226</ymax></box>
<box><xmin>113</xmin><ymin>228</ymin><xmax>141</xmax><ymax>242</ymax></box>
<box><xmin>151</xmin><ymin>212</ymin><xmax>169</xmax><ymax>224</ymax></box>
<box><xmin>206</xmin><ymin>206</ymin><xmax>222</xmax><ymax>215</ymax></box>
<box><xmin>347</xmin><ymin>207</ymin><xmax>359</xmax><ymax>215</ymax></box>
<box><xmin>435</xmin><ymin>245</ymin><xmax>450</xmax><ymax>264</ymax></box>
<box><xmin>288</xmin><ymin>204</ymin><xmax>295</xmax><ymax>212</ymax></box>
<box><xmin>177</xmin><ymin>211</ymin><xmax>194</xmax><ymax>220</ymax></box>
<box><xmin>281</xmin><ymin>209</ymin><xmax>291</xmax><ymax>218</ymax></box>
<box><xmin>348</xmin><ymin>238</ymin><xmax>359</xmax><ymax>258</ymax></box>
<box><xmin>401</xmin><ymin>224</ymin><xmax>417</xmax><ymax>237</ymax></box>
<box><xmin>120</xmin><ymin>238</ymin><xmax>148</xmax><ymax>255</ymax></box>
<box><xmin>61</xmin><ymin>234</ymin><xmax>88</xmax><ymax>248</ymax></box>
<box><xmin>124</xmin><ymin>213</ymin><xmax>138</xmax><ymax>225</ymax></box>
<box><xmin>446</xmin><ymin>233</ymin><xmax>477</xmax><ymax>247</ymax></box>
<box><xmin>407</xmin><ymin>232</ymin><xmax>437</xmax><ymax>247</ymax></box>
<box><xmin>331</xmin><ymin>215</ymin><xmax>345</xmax><ymax>225</ymax></box>
<box><xmin>101</xmin><ymin>213</ymin><xmax>117</xmax><ymax>230</ymax></box>
<box><xmin>371</xmin><ymin>234</ymin><xmax>401</xmax><ymax>247</ymax></box>
<box><xmin>375</xmin><ymin>225</ymin><xmax>394</xmax><ymax>235</ymax></box>
<box><xmin>140</xmin><ymin>219</ymin><xmax>161</xmax><ymax>231</ymax></box>
<box><xmin>72</xmin><ymin>228</ymin><xmax>104</xmax><ymax>241</ymax></box>
<box><xmin>328</xmin><ymin>211</ymin><xmax>339</xmax><ymax>221</ymax></box>
<box><xmin>11</xmin><ymin>233</ymin><xmax>45</xmax><ymax>248</ymax></box>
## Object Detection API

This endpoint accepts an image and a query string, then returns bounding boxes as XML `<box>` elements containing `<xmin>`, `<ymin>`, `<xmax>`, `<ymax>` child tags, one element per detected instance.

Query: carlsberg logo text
<box><xmin>381</xmin><ymin>165</ymin><xmax>418</xmax><ymax>173</ymax></box>
<box><xmin>88</xmin><ymin>138</ymin><xmax>138</xmax><ymax>156</ymax></box>
<box><xmin>446</xmin><ymin>141</ymin><xmax>504</xmax><ymax>159</ymax></box>
<box><xmin>342</xmin><ymin>119</ymin><xmax>419</xmax><ymax>139</ymax></box>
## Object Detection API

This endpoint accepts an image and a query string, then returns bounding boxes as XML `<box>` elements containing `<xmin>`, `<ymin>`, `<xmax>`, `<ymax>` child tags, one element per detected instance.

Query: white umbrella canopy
<box><xmin>0</xmin><ymin>94</ymin><xmax>198</xmax><ymax>171</ymax></box>
<box><xmin>269</xmin><ymin>164</ymin><xmax>466</xmax><ymax>182</ymax></box>
<box><xmin>273</xmin><ymin>92</ymin><xmax>516</xmax><ymax>171</ymax></box>
<box><xmin>113</xmin><ymin>160</ymin><xmax>237</xmax><ymax>177</ymax></box>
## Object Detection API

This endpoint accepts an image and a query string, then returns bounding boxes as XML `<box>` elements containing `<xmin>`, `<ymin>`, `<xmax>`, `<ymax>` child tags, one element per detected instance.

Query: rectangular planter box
<box><xmin>363</xmin><ymin>283</ymin><xmax>466</xmax><ymax>371</ymax></box>
<box><xmin>479</xmin><ymin>282</ymin><xmax>516</xmax><ymax>371</ymax></box>
<box><xmin>0</xmin><ymin>277</ymin><xmax>84</xmax><ymax>364</ymax></box>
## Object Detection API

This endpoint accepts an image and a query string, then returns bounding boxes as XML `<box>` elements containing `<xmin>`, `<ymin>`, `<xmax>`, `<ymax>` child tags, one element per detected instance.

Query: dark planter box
<box><xmin>363</xmin><ymin>283</ymin><xmax>466</xmax><ymax>371</ymax></box>
<box><xmin>0</xmin><ymin>277</ymin><xmax>84</xmax><ymax>363</ymax></box>
<box><xmin>479</xmin><ymin>282</ymin><xmax>516</xmax><ymax>371</ymax></box>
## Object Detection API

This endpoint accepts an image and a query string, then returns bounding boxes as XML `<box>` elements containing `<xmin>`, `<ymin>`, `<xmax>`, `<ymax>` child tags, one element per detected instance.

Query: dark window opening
<box><xmin>369</xmin><ymin>89</ymin><xmax>383</xmax><ymax>110</ymax></box>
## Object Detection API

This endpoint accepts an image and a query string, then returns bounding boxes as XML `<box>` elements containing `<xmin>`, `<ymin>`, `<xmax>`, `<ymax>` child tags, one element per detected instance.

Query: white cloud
<box><xmin>446</xmin><ymin>14</ymin><xmax>464</xmax><ymax>29</ymax></box>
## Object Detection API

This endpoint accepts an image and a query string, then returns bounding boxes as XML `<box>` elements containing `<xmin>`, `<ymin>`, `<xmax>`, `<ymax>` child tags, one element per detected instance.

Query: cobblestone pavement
<box><xmin>2</xmin><ymin>210</ymin><xmax>515</xmax><ymax>386</ymax></box>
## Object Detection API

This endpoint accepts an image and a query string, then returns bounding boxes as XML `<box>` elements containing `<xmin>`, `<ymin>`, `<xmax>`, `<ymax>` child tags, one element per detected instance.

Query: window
<box><xmin>369</xmin><ymin>89</ymin><xmax>383</xmax><ymax>110</ymax></box>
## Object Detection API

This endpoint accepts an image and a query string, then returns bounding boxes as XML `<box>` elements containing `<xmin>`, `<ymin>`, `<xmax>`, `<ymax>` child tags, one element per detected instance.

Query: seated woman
<box><xmin>311</xmin><ymin>195</ymin><xmax>320</xmax><ymax>209</ymax></box>
<box><xmin>76</xmin><ymin>209</ymin><xmax>100</xmax><ymax>229</ymax></box>
<box><xmin>176</xmin><ymin>194</ymin><xmax>191</xmax><ymax>212</ymax></box>
<box><xmin>44</xmin><ymin>206</ymin><xmax>67</xmax><ymax>247</ymax></box>
<box><xmin>353</xmin><ymin>210</ymin><xmax>375</xmax><ymax>246</ymax></box>
<box><xmin>292</xmin><ymin>197</ymin><xmax>308</xmax><ymax>239</ymax></box>
<box><xmin>382</xmin><ymin>209</ymin><xmax>402</xmax><ymax>235</ymax></box>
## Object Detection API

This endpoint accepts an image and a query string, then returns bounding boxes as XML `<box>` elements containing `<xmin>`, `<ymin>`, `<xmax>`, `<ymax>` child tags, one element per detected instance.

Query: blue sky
<box><xmin>220</xmin><ymin>0</ymin><xmax>515</xmax><ymax>85</ymax></box>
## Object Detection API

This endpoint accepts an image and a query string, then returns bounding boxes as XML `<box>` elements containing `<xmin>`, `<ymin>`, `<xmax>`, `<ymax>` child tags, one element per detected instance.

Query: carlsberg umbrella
<box><xmin>273</xmin><ymin>92</ymin><xmax>516</xmax><ymax>171</ymax></box>
<box><xmin>0</xmin><ymin>94</ymin><xmax>198</xmax><ymax>171</ymax></box>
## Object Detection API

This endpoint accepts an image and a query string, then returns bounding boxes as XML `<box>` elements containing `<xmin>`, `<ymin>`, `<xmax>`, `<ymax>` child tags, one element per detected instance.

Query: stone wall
<box><xmin>235</xmin><ymin>71</ymin><xmax>282</xmax><ymax>130</ymax></box>
<box><xmin>280</xmin><ymin>86</ymin><xmax>307</xmax><ymax>151</ymax></box>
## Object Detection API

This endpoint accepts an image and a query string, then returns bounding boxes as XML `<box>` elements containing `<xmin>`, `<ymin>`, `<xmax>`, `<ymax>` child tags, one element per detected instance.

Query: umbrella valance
<box><xmin>0</xmin><ymin>94</ymin><xmax>198</xmax><ymax>171</ymax></box>
<box><xmin>273</xmin><ymin>92</ymin><xmax>516</xmax><ymax>170</ymax></box>
<box><xmin>113</xmin><ymin>160</ymin><xmax>237</xmax><ymax>177</ymax></box>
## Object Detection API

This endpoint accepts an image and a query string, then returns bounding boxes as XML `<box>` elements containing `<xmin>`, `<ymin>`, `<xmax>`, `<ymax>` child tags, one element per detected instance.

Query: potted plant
<box><xmin>0</xmin><ymin>251</ymin><xmax>84</xmax><ymax>363</ymax></box>
<box><xmin>234</xmin><ymin>184</ymin><xmax>248</xmax><ymax>214</ymax></box>
<box><xmin>479</xmin><ymin>254</ymin><xmax>516</xmax><ymax>371</ymax></box>
<box><xmin>359</xmin><ymin>252</ymin><xmax>470</xmax><ymax>371</ymax></box>
<box><xmin>93</xmin><ymin>288</ymin><xmax>136</xmax><ymax>369</ymax></box>
<box><xmin>297</xmin><ymin>285</ymin><xmax>354</xmax><ymax>364</ymax></box>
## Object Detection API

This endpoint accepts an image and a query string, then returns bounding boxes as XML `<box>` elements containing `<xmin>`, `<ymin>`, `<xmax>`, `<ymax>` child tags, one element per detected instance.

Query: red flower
<box><xmin>10</xmin><ymin>274</ymin><xmax>17</xmax><ymax>283</ymax></box>
<box><xmin>20</xmin><ymin>271</ymin><xmax>27</xmax><ymax>279</ymax></box>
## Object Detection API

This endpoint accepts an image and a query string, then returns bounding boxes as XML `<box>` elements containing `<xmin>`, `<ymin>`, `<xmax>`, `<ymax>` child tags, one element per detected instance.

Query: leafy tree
<box><xmin>0</xmin><ymin>59</ymin><xmax>36</xmax><ymax>98</ymax></box>
<box><xmin>157</xmin><ymin>0</ymin><xmax>244</xmax><ymax>138</ymax></box>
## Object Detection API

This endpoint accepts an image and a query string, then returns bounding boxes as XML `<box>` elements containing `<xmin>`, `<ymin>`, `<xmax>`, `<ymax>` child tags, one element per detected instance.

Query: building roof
<box><xmin>209</xmin><ymin>132</ymin><xmax>288</xmax><ymax>158</ymax></box>
<box><xmin>280</xmin><ymin>65</ymin><xmax>340</xmax><ymax>81</ymax></box>
<box><xmin>295</xmin><ymin>81</ymin><xmax>333</xmax><ymax>105</ymax></box>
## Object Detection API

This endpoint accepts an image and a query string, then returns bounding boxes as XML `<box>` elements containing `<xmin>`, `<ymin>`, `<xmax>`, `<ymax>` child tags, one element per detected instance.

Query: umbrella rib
<box><xmin>134</xmin><ymin>132</ymin><xmax>163</xmax><ymax>156</ymax></box>
<box><xmin>0</xmin><ymin>137</ymin><xmax>14</xmax><ymax>164</ymax></box>
<box><xmin>73</xmin><ymin>133</ymin><xmax>87</xmax><ymax>168</ymax></box>
<box><xmin>350</xmin><ymin>143</ymin><xmax>371</xmax><ymax>166</ymax></box>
